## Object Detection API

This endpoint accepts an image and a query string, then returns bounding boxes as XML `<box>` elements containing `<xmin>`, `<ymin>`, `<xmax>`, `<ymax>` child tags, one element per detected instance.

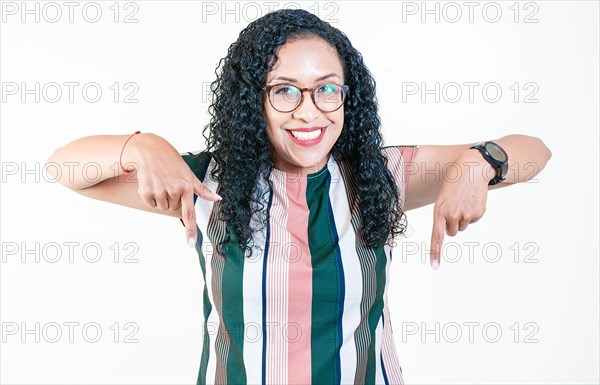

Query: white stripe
<box><xmin>375</xmin><ymin>314</ymin><xmax>385</xmax><ymax>384</ymax></box>
<box><xmin>328</xmin><ymin>157</ymin><xmax>361</xmax><ymax>384</ymax></box>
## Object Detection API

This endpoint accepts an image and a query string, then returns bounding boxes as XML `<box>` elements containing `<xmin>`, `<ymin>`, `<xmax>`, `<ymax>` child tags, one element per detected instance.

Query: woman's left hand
<box><xmin>429</xmin><ymin>153</ymin><xmax>492</xmax><ymax>270</ymax></box>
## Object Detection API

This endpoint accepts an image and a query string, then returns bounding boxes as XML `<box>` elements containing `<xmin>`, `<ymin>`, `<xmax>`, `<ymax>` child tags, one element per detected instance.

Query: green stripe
<box><xmin>365</xmin><ymin>244</ymin><xmax>387</xmax><ymax>383</ymax></box>
<box><xmin>307</xmin><ymin>171</ymin><xmax>343</xmax><ymax>384</ymax></box>
<box><xmin>220</xmin><ymin>222</ymin><xmax>247</xmax><ymax>384</ymax></box>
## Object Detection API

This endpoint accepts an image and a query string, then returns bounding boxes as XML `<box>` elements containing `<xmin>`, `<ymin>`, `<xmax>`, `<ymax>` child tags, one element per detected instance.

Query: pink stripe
<box><xmin>285</xmin><ymin>177</ymin><xmax>313</xmax><ymax>384</ymax></box>
<box><xmin>266</xmin><ymin>175</ymin><xmax>289</xmax><ymax>384</ymax></box>
<box><xmin>398</xmin><ymin>145</ymin><xmax>418</xmax><ymax>186</ymax></box>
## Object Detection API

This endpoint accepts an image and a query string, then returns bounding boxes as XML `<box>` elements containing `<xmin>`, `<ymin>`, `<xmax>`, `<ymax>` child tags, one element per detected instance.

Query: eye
<box><xmin>317</xmin><ymin>83</ymin><xmax>338</xmax><ymax>94</ymax></box>
<box><xmin>272</xmin><ymin>84</ymin><xmax>299</xmax><ymax>97</ymax></box>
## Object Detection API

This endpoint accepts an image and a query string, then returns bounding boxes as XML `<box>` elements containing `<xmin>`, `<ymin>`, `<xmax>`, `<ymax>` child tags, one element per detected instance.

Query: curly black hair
<box><xmin>202</xmin><ymin>9</ymin><xmax>408</xmax><ymax>258</ymax></box>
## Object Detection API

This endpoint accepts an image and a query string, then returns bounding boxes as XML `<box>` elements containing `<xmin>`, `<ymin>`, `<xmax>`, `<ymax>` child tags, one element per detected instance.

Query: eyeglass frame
<box><xmin>261</xmin><ymin>82</ymin><xmax>350</xmax><ymax>113</ymax></box>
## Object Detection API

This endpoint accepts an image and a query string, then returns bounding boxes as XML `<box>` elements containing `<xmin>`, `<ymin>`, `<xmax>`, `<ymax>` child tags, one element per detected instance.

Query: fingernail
<box><xmin>212</xmin><ymin>192</ymin><xmax>222</xmax><ymax>200</ymax></box>
<box><xmin>432</xmin><ymin>260</ymin><xmax>439</xmax><ymax>271</ymax></box>
<box><xmin>188</xmin><ymin>237</ymin><xmax>196</xmax><ymax>248</ymax></box>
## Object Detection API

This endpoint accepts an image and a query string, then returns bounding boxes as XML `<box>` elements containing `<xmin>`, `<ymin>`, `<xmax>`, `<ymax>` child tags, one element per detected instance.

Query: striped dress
<box><xmin>181</xmin><ymin>145</ymin><xmax>419</xmax><ymax>385</ymax></box>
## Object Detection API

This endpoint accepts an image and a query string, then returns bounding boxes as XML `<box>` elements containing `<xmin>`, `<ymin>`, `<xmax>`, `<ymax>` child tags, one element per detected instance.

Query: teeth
<box><xmin>290</xmin><ymin>129</ymin><xmax>322</xmax><ymax>140</ymax></box>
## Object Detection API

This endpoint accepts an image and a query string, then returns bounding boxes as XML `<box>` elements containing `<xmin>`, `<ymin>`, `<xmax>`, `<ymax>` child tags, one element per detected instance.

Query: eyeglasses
<box><xmin>262</xmin><ymin>82</ymin><xmax>349</xmax><ymax>113</ymax></box>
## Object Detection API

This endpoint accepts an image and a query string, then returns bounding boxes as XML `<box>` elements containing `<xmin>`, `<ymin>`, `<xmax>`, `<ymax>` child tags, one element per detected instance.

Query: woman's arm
<box><xmin>45</xmin><ymin>133</ymin><xmax>147</xmax><ymax>190</ymax></box>
<box><xmin>44</xmin><ymin>133</ymin><xmax>220</xmax><ymax>246</ymax></box>
<box><xmin>404</xmin><ymin>134</ymin><xmax>552</xmax><ymax>212</ymax></box>
<box><xmin>400</xmin><ymin>133</ymin><xmax>552</xmax><ymax>269</ymax></box>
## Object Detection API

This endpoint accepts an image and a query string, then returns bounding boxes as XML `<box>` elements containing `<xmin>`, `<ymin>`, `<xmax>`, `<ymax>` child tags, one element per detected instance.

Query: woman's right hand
<box><xmin>125</xmin><ymin>133</ymin><xmax>222</xmax><ymax>247</ymax></box>
<box><xmin>47</xmin><ymin>132</ymin><xmax>220</xmax><ymax>247</ymax></box>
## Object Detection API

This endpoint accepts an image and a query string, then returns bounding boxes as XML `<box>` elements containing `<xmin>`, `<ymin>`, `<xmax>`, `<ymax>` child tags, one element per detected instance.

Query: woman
<box><xmin>46</xmin><ymin>8</ymin><xmax>552</xmax><ymax>385</ymax></box>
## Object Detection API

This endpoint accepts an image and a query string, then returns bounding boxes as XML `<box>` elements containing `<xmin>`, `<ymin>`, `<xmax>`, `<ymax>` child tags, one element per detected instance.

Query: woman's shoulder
<box><xmin>381</xmin><ymin>144</ymin><xmax>419</xmax><ymax>165</ymax></box>
<box><xmin>380</xmin><ymin>145</ymin><xmax>420</xmax><ymax>187</ymax></box>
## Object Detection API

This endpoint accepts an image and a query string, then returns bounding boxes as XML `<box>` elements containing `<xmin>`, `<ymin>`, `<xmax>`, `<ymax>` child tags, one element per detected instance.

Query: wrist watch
<box><xmin>468</xmin><ymin>141</ymin><xmax>509</xmax><ymax>185</ymax></box>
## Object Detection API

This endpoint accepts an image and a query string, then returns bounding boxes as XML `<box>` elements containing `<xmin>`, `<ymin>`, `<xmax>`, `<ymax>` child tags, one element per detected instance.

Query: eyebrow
<box><xmin>269</xmin><ymin>73</ymin><xmax>341</xmax><ymax>83</ymax></box>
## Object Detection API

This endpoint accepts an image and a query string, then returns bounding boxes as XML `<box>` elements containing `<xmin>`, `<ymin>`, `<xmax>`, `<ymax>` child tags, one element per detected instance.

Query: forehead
<box><xmin>266</xmin><ymin>37</ymin><xmax>344</xmax><ymax>84</ymax></box>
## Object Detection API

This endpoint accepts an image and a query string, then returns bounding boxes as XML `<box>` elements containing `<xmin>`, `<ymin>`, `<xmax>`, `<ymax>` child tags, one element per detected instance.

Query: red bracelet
<box><xmin>120</xmin><ymin>131</ymin><xmax>141</xmax><ymax>173</ymax></box>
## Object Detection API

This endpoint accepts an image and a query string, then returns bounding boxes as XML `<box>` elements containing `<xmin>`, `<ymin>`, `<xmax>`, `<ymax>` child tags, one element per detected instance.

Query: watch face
<box><xmin>485</xmin><ymin>142</ymin><xmax>508</xmax><ymax>162</ymax></box>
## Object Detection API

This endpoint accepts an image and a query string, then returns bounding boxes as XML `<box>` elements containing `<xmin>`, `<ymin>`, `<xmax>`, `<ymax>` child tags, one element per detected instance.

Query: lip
<box><xmin>285</xmin><ymin>126</ymin><xmax>327</xmax><ymax>147</ymax></box>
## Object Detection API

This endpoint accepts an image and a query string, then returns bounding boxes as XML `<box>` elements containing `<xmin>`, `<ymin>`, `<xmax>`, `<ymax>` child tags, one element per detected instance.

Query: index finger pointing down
<box><xmin>430</xmin><ymin>212</ymin><xmax>446</xmax><ymax>270</ymax></box>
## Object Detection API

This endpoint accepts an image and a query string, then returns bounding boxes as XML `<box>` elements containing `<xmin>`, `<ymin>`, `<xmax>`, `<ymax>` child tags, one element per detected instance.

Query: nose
<box><xmin>292</xmin><ymin>90</ymin><xmax>320</xmax><ymax>122</ymax></box>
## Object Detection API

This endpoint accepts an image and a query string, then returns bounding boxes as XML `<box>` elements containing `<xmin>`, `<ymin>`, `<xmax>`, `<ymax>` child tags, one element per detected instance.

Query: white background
<box><xmin>1</xmin><ymin>0</ymin><xmax>598</xmax><ymax>384</ymax></box>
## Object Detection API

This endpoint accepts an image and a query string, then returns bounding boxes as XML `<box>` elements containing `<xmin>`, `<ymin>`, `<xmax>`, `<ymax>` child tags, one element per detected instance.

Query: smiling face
<box><xmin>263</xmin><ymin>36</ymin><xmax>345</xmax><ymax>175</ymax></box>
